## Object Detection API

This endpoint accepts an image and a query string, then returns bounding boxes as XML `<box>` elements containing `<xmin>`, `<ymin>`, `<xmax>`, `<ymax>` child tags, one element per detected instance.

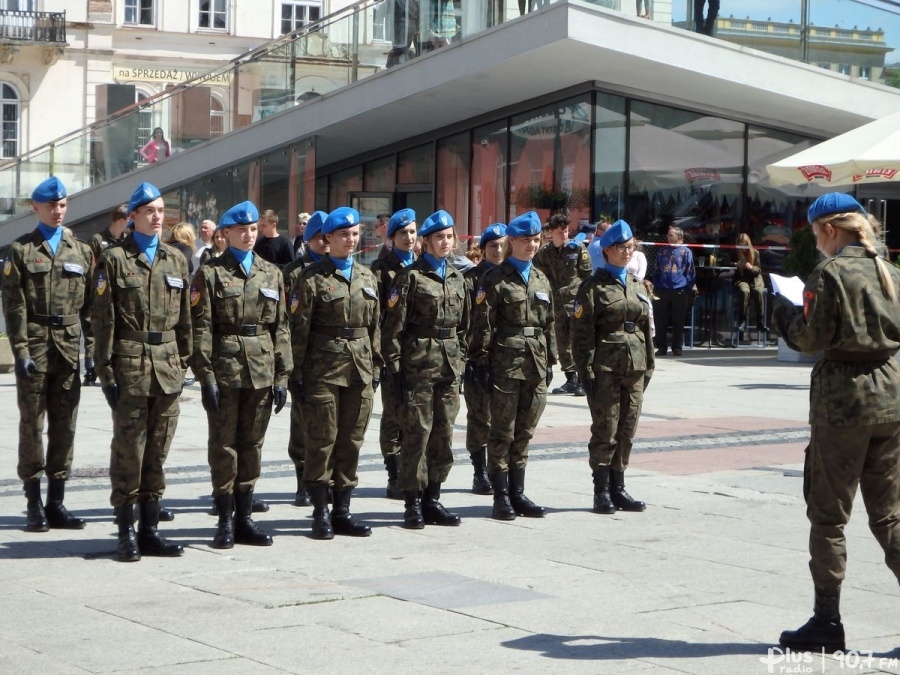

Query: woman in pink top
<box><xmin>140</xmin><ymin>127</ymin><xmax>171</xmax><ymax>163</ymax></box>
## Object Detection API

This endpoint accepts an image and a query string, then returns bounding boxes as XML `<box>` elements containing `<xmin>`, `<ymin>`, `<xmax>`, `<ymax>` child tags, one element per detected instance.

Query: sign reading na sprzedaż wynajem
<box><xmin>113</xmin><ymin>65</ymin><xmax>232</xmax><ymax>85</ymax></box>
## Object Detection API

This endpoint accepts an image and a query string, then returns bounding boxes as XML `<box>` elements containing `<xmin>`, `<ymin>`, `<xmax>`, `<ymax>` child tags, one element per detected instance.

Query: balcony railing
<box><xmin>0</xmin><ymin>9</ymin><xmax>66</xmax><ymax>44</ymax></box>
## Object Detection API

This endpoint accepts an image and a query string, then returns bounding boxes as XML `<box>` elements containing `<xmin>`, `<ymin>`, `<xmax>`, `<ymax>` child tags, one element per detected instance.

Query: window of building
<box><xmin>281</xmin><ymin>1</ymin><xmax>322</xmax><ymax>34</ymax></box>
<box><xmin>858</xmin><ymin>65</ymin><xmax>871</xmax><ymax>80</ymax></box>
<box><xmin>816</xmin><ymin>62</ymin><xmax>831</xmax><ymax>70</ymax></box>
<box><xmin>199</xmin><ymin>0</ymin><xmax>227</xmax><ymax>30</ymax></box>
<box><xmin>372</xmin><ymin>1</ymin><xmax>390</xmax><ymax>42</ymax></box>
<box><xmin>837</xmin><ymin>63</ymin><xmax>851</xmax><ymax>75</ymax></box>
<box><xmin>124</xmin><ymin>0</ymin><xmax>155</xmax><ymax>26</ymax></box>
<box><xmin>1</xmin><ymin>1</ymin><xmax>37</xmax><ymax>10</ymax></box>
<box><xmin>1</xmin><ymin>83</ymin><xmax>19</xmax><ymax>158</ymax></box>
<box><xmin>210</xmin><ymin>95</ymin><xmax>225</xmax><ymax>137</ymax></box>
<box><xmin>135</xmin><ymin>92</ymin><xmax>154</xmax><ymax>166</ymax></box>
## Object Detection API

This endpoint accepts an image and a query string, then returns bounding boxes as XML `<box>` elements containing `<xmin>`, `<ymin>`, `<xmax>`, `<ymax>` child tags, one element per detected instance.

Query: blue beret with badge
<box><xmin>322</xmin><ymin>207</ymin><xmax>360</xmax><ymax>235</ymax></box>
<box><xmin>303</xmin><ymin>210</ymin><xmax>328</xmax><ymax>242</ymax></box>
<box><xmin>480</xmin><ymin>223</ymin><xmax>507</xmax><ymax>247</ymax></box>
<box><xmin>218</xmin><ymin>200</ymin><xmax>259</xmax><ymax>229</ymax></box>
<box><xmin>127</xmin><ymin>182</ymin><xmax>162</xmax><ymax>214</ymax></box>
<box><xmin>388</xmin><ymin>208</ymin><xmax>417</xmax><ymax>237</ymax></box>
<box><xmin>32</xmin><ymin>176</ymin><xmax>67</xmax><ymax>203</ymax></box>
<box><xmin>506</xmin><ymin>211</ymin><xmax>542</xmax><ymax>237</ymax></box>
<box><xmin>807</xmin><ymin>193</ymin><xmax>866</xmax><ymax>223</ymax></box>
<box><xmin>419</xmin><ymin>210</ymin><xmax>454</xmax><ymax>237</ymax></box>
<box><xmin>599</xmin><ymin>219</ymin><xmax>634</xmax><ymax>248</ymax></box>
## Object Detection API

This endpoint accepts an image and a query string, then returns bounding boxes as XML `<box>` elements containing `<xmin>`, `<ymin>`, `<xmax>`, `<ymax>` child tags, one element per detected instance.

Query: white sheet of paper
<box><xmin>769</xmin><ymin>273</ymin><xmax>806</xmax><ymax>307</ymax></box>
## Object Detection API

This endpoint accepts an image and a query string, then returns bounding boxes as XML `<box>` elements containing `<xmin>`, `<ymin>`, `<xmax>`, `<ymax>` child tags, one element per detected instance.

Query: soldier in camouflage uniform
<box><xmin>469</xmin><ymin>211</ymin><xmax>556</xmax><ymax>521</ymax></box>
<box><xmin>370</xmin><ymin>207</ymin><xmax>417</xmax><ymax>500</ymax></box>
<box><xmin>88</xmin><ymin>204</ymin><xmax>128</xmax><ymax>268</ymax></box>
<box><xmin>462</xmin><ymin>223</ymin><xmax>507</xmax><ymax>495</ymax></box>
<box><xmin>93</xmin><ymin>182</ymin><xmax>192</xmax><ymax>562</ymax></box>
<box><xmin>773</xmin><ymin>194</ymin><xmax>900</xmax><ymax>655</ymax></box>
<box><xmin>573</xmin><ymin>220</ymin><xmax>654</xmax><ymax>515</ymax></box>
<box><xmin>191</xmin><ymin>201</ymin><xmax>291</xmax><ymax>549</ymax></box>
<box><xmin>534</xmin><ymin>212</ymin><xmax>592</xmax><ymax>396</ymax></box>
<box><xmin>281</xmin><ymin>210</ymin><xmax>328</xmax><ymax>508</ymax></box>
<box><xmin>382</xmin><ymin>210</ymin><xmax>468</xmax><ymax>529</ymax></box>
<box><xmin>290</xmin><ymin>207</ymin><xmax>381</xmax><ymax>540</ymax></box>
<box><xmin>2</xmin><ymin>177</ymin><xmax>92</xmax><ymax>532</ymax></box>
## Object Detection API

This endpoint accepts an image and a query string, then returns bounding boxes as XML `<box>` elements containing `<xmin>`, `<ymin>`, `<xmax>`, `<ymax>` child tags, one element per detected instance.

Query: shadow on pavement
<box><xmin>502</xmin><ymin>633</ymin><xmax>765</xmax><ymax>660</ymax></box>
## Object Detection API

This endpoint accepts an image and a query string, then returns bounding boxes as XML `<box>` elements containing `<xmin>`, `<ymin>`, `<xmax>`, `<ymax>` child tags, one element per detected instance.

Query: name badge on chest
<box><xmin>535</xmin><ymin>291</ymin><xmax>550</xmax><ymax>303</ymax></box>
<box><xmin>363</xmin><ymin>287</ymin><xmax>377</xmax><ymax>299</ymax></box>
<box><xmin>63</xmin><ymin>262</ymin><xmax>84</xmax><ymax>275</ymax></box>
<box><xmin>166</xmin><ymin>275</ymin><xmax>184</xmax><ymax>289</ymax></box>
<box><xmin>260</xmin><ymin>288</ymin><xmax>279</xmax><ymax>300</ymax></box>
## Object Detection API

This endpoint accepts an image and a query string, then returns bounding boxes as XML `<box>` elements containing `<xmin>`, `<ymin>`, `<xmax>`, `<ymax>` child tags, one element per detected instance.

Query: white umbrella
<box><xmin>767</xmin><ymin>110</ymin><xmax>900</xmax><ymax>187</ymax></box>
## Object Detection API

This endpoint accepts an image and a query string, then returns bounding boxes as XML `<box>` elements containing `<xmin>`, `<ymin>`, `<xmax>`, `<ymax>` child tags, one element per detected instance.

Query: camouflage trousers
<box><xmin>302</xmin><ymin>380</ymin><xmax>373</xmax><ymax>490</ymax></box>
<box><xmin>208</xmin><ymin>387</ymin><xmax>272</xmax><ymax>496</ymax></box>
<box><xmin>16</xmin><ymin>346</ymin><xmax>81</xmax><ymax>481</ymax></box>
<box><xmin>487</xmin><ymin>375</ymin><xmax>547</xmax><ymax>473</ymax></box>
<box><xmin>109</xmin><ymin>379</ymin><xmax>180</xmax><ymax>507</ymax></box>
<box><xmin>287</xmin><ymin>395</ymin><xmax>305</xmax><ymax>472</ymax></box>
<box><xmin>805</xmin><ymin>422</ymin><xmax>900</xmax><ymax>592</ymax></box>
<box><xmin>399</xmin><ymin>375</ymin><xmax>459</xmax><ymax>492</ymax></box>
<box><xmin>554</xmin><ymin>308</ymin><xmax>575</xmax><ymax>373</ymax></box>
<box><xmin>463</xmin><ymin>368</ymin><xmax>491</xmax><ymax>455</ymax></box>
<box><xmin>586</xmin><ymin>370</ymin><xmax>645</xmax><ymax>472</ymax></box>
<box><xmin>379</xmin><ymin>373</ymin><xmax>403</xmax><ymax>460</ymax></box>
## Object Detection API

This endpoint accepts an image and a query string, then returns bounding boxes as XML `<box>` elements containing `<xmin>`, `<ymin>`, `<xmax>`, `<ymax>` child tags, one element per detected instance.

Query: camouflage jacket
<box><xmin>772</xmin><ymin>246</ymin><xmax>900</xmax><ymax>426</ymax></box>
<box><xmin>190</xmin><ymin>250</ymin><xmax>292</xmax><ymax>389</ymax></box>
<box><xmin>463</xmin><ymin>260</ymin><xmax>496</xmax><ymax>351</ymax></box>
<box><xmin>573</xmin><ymin>268</ymin><xmax>655</xmax><ymax>378</ymax></box>
<box><xmin>2</xmin><ymin>227</ymin><xmax>93</xmax><ymax>368</ymax></box>
<box><xmin>92</xmin><ymin>235</ymin><xmax>192</xmax><ymax>396</ymax></box>
<box><xmin>88</xmin><ymin>227</ymin><xmax>126</xmax><ymax>263</ymax></box>
<box><xmin>533</xmin><ymin>241</ymin><xmax>592</xmax><ymax>312</ymax></box>
<box><xmin>370</xmin><ymin>249</ymin><xmax>414</xmax><ymax>321</ymax></box>
<box><xmin>469</xmin><ymin>260</ymin><xmax>557</xmax><ymax>381</ymax></box>
<box><xmin>381</xmin><ymin>257</ymin><xmax>469</xmax><ymax>381</ymax></box>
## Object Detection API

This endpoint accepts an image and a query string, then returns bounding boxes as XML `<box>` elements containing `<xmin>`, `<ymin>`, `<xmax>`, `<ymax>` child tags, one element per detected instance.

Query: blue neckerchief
<box><xmin>329</xmin><ymin>255</ymin><xmax>354</xmax><ymax>280</ymax></box>
<box><xmin>307</xmin><ymin>250</ymin><xmax>322</xmax><ymax>263</ymax></box>
<box><xmin>394</xmin><ymin>249</ymin><xmax>415</xmax><ymax>267</ymax></box>
<box><xmin>604</xmin><ymin>262</ymin><xmax>628</xmax><ymax>287</ymax></box>
<box><xmin>37</xmin><ymin>222</ymin><xmax>63</xmax><ymax>256</ymax></box>
<box><xmin>423</xmin><ymin>251</ymin><xmax>446</xmax><ymax>279</ymax></box>
<box><xmin>229</xmin><ymin>246</ymin><xmax>254</xmax><ymax>275</ymax></box>
<box><xmin>483</xmin><ymin>260</ymin><xmax>497</xmax><ymax>270</ymax></box>
<box><xmin>507</xmin><ymin>256</ymin><xmax>532</xmax><ymax>283</ymax></box>
<box><xmin>133</xmin><ymin>230</ymin><xmax>159</xmax><ymax>265</ymax></box>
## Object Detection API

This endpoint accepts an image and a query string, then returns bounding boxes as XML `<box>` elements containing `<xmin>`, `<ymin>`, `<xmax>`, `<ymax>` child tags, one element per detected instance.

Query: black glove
<box><xmin>272</xmin><ymin>386</ymin><xmax>287</xmax><ymax>414</ymax></box>
<box><xmin>82</xmin><ymin>357</ymin><xmax>97</xmax><ymax>386</ymax></box>
<box><xmin>545</xmin><ymin>365</ymin><xmax>554</xmax><ymax>387</ymax></box>
<box><xmin>582</xmin><ymin>376</ymin><xmax>596</xmax><ymax>398</ymax></box>
<box><xmin>102</xmin><ymin>383</ymin><xmax>119</xmax><ymax>410</ymax></box>
<box><xmin>464</xmin><ymin>361</ymin><xmax>477</xmax><ymax>386</ymax></box>
<box><xmin>474</xmin><ymin>363</ymin><xmax>493</xmax><ymax>391</ymax></box>
<box><xmin>15</xmin><ymin>358</ymin><xmax>37</xmax><ymax>380</ymax></box>
<box><xmin>289</xmin><ymin>375</ymin><xmax>304</xmax><ymax>405</ymax></box>
<box><xmin>201</xmin><ymin>383</ymin><xmax>220</xmax><ymax>414</ymax></box>
<box><xmin>386</xmin><ymin>371</ymin><xmax>406</xmax><ymax>399</ymax></box>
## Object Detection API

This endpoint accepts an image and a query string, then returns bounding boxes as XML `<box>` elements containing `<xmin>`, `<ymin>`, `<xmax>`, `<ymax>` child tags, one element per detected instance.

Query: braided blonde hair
<box><xmin>817</xmin><ymin>211</ymin><xmax>896</xmax><ymax>301</ymax></box>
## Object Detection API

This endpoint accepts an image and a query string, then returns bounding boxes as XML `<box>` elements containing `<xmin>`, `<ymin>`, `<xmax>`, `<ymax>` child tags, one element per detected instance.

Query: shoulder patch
<box><xmin>573</xmin><ymin>300</ymin><xmax>583</xmax><ymax>319</ymax></box>
<box><xmin>387</xmin><ymin>287</ymin><xmax>400</xmax><ymax>308</ymax></box>
<box><xmin>96</xmin><ymin>272</ymin><xmax>107</xmax><ymax>295</ymax></box>
<box><xmin>803</xmin><ymin>289</ymin><xmax>815</xmax><ymax>321</ymax></box>
<box><xmin>3</xmin><ymin>259</ymin><xmax>10</xmax><ymax>276</ymax></box>
<box><xmin>581</xmin><ymin>250</ymin><xmax>588</xmax><ymax>261</ymax></box>
<box><xmin>290</xmin><ymin>292</ymin><xmax>300</xmax><ymax>314</ymax></box>
<box><xmin>475</xmin><ymin>287</ymin><xmax>486</xmax><ymax>305</ymax></box>
<box><xmin>190</xmin><ymin>280</ymin><xmax>201</xmax><ymax>307</ymax></box>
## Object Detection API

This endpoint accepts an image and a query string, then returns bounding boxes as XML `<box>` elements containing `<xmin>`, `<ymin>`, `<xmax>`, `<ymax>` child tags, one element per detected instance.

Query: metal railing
<box><xmin>0</xmin><ymin>9</ymin><xmax>66</xmax><ymax>43</ymax></box>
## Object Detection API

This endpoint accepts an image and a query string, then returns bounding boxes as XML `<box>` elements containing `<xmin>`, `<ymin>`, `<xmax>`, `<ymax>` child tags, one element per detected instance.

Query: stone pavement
<box><xmin>1</xmin><ymin>349</ymin><xmax>899</xmax><ymax>674</ymax></box>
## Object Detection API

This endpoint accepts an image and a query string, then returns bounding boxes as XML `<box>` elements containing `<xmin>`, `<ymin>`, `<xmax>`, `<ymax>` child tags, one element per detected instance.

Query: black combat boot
<box><xmin>572</xmin><ymin>373</ymin><xmax>586</xmax><ymax>396</ymax></box>
<box><xmin>115</xmin><ymin>504</ymin><xmax>141</xmax><ymax>562</ymax></box>
<box><xmin>471</xmin><ymin>448</ymin><xmax>492</xmax><ymax>495</ymax></box>
<box><xmin>609</xmin><ymin>469</ymin><xmax>646</xmax><ymax>512</ymax></box>
<box><xmin>294</xmin><ymin>466</ymin><xmax>311</xmax><ymax>506</ymax></box>
<box><xmin>23</xmin><ymin>479</ymin><xmax>49</xmax><ymax>532</ymax></box>
<box><xmin>211</xmin><ymin>493</ymin><xmax>235</xmax><ymax>549</ymax></box>
<box><xmin>490</xmin><ymin>473</ymin><xmax>516</xmax><ymax>521</ymax></box>
<box><xmin>233</xmin><ymin>490</ymin><xmax>273</xmax><ymax>545</ymax></box>
<box><xmin>422</xmin><ymin>482</ymin><xmax>461</xmax><ymax>526</ymax></box>
<box><xmin>384</xmin><ymin>454</ymin><xmax>404</xmax><ymax>500</ymax></box>
<box><xmin>552</xmin><ymin>371</ymin><xmax>579</xmax><ymax>395</ymax></box>
<box><xmin>509</xmin><ymin>468</ymin><xmax>544</xmax><ymax>518</ymax></box>
<box><xmin>779</xmin><ymin>589</ymin><xmax>845</xmax><ymax>654</ymax></box>
<box><xmin>331</xmin><ymin>487</ymin><xmax>372</xmax><ymax>537</ymax></box>
<box><xmin>158</xmin><ymin>505</ymin><xmax>175</xmax><ymax>521</ymax></box>
<box><xmin>252</xmin><ymin>497</ymin><xmax>269</xmax><ymax>513</ymax></box>
<box><xmin>309</xmin><ymin>484</ymin><xmax>334</xmax><ymax>540</ymax></box>
<box><xmin>592</xmin><ymin>468</ymin><xmax>616</xmax><ymax>514</ymax></box>
<box><xmin>403</xmin><ymin>491</ymin><xmax>425</xmax><ymax>529</ymax></box>
<box><xmin>45</xmin><ymin>478</ymin><xmax>86</xmax><ymax>529</ymax></box>
<box><xmin>138</xmin><ymin>501</ymin><xmax>184</xmax><ymax>556</ymax></box>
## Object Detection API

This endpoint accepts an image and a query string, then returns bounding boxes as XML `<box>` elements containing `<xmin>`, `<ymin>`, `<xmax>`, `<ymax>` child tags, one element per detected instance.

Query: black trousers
<box><xmin>653</xmin><ymin>288</ymin><xmax>689</xmax><ymax>351</ymax></box>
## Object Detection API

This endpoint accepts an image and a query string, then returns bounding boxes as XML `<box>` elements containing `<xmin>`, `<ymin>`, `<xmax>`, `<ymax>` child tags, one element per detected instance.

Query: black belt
<box><xmin>824</xmin><ymin>348</ymin><xmax>896</xmax><ymax>362</ymax></box>
<box><xmin>498</xmin><ymin>326</ymin><xmax>543</xmax><ymax>337</ymax></box>
<box><xmin>313</xmin><ymin>326</ymin><xmax>368</xmax><ymax>340</ymax></box>
<box><xmin>217</xmin><ymin>323</ymin><xmax>270</xmax><ymax>337</ymax></box>
<box><xmin>119</xmin><ymin>329</ymin><xmax>176</xmax><ymax>345</ymax></box>
<box><xmin>407</xmin><ymin>325</ymin><xmax>457</xmax><ymax>339</ymax></box>
<box><xmin>32</xmin><ymin>313</ymin><xmax>79</xmax><ymax>327</ymax></box>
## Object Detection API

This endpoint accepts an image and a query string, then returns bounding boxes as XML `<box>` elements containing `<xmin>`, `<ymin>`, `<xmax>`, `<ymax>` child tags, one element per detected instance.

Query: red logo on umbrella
<box><xmin>799</xmin><ymin>165</ymin><xmax>832</xmax><ymax>182</ymax></box>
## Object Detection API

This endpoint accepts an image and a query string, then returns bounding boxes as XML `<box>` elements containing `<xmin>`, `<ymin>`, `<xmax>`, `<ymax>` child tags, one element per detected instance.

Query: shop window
<box><xmin>124</xmin><ymin>0</ymin><xmax>155</xmax><ymax>26</ymax></box>
<box><xmin>397</xmin><ymin>143</ymin><xmax>434</xmax><ymax>184</ymax></box>
<box><xmin>592</xmin><ymin>92</ymin><xmax>627</xmax><ymax>222</ymax></box>
<box><xmin>471</xmin><ymin>120</ymin><xmax>508</xmax><ymax>232</ymax></box>
<box><xmin>199</xmin><ymin>0</ymin><xmax>228</xmax><ymax>30</ymax></box>
<box><xmin>281</xmin><ymin>1</ymin><xmax>322</xmax><ymax>34</ymax></box>
<box><xmin>135</xmin><ymin>92</ymin><xmax>154</xmax><ymax>167</ymax></box>
<box><xmin>328</xmin><ymin>165</ymin><xmax>363</xmax><ymax>208</ymax></box>
<box><xmin>1</xmin><ymin>83</ymin><xmax>19</xmax><ymax>159</ymax></box>
<box><xmin>436</xmin><ymin>132</ymin><xmax>471</xmax><ymax>235</ymax></box>
<box><xmin>364</xmin><ymin>155</ymin><xmax>396</xmax><ymax>191</ymax></box>
<box><xmin>372</xmin><ymin>1</ymin><xmax>390</xmax><ymax>42</ymax></box>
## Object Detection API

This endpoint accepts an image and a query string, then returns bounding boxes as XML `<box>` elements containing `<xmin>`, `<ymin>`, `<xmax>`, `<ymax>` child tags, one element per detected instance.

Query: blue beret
<box><xmin>322</xmin><ymin>207</ymin><xmax>360</xmax><ymax>235</ymax></box>
<box><xmin>419</xmin><ymin>210</ymin><xmax>454</xmax><ymax>237</ymax></box>
<box><xmin>303</xmin><ymin>211</ymin><xmax>328</xmax><ymax>242</ymax></box>
<box><xmin>32</xmin><ymin>176</ymin><xmax>67</xmax><ymax>203</ymax></box>
<box><xmin>388</xmin><ymin>208</ymin><xmax>417</xmax><ymax>238</ymax></box>
<box><xmin>218</xmin><ymin>201</ymin><xmax>259</xmax><ymax>229</ymax></box>
<box><xmin>480</xmin><ymin>223</ymin><xmax>507</xmax><ymax>247</ymax></box>
<box><xmin>506</xmin><ymin>211</ymin><xmax>542</xmax><ymax>237</ymax></box>
<box><xmin>599</xmin><ymin>219</ymin><xmax>634</xmax><ymax>248</ymax></box>
<box><xmin>127</xmin><ymin>182</ymin><xmax>162</xmax><ymax>214</ymax></box>
<box><xmin>807</xmin><ymin>193</ymin><xmax>866</xmax><ymax>223</ymax></box>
